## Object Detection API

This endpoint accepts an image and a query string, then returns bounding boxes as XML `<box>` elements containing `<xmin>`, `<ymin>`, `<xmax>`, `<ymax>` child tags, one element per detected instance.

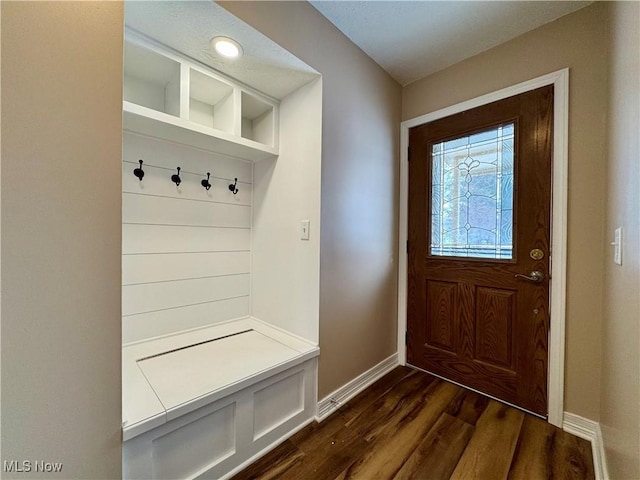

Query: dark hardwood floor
<box><xmin>232</xmin><ymin>367</ymin><xmax>594</xmax><ymax>480</ymax></box>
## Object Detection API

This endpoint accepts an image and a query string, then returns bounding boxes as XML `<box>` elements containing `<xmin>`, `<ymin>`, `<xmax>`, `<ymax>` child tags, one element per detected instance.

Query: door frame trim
<box><xmin>397</xmin><ymin>68</ymin><xmax>569</xmax><ymax>427</ymax></box>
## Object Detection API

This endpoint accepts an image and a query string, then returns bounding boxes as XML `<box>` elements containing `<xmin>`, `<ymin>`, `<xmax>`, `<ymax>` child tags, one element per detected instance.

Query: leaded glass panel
<box><xmin>430</xmin><ymin>123</ymin><xmax>514</xmax><ymax>259</ymax></box>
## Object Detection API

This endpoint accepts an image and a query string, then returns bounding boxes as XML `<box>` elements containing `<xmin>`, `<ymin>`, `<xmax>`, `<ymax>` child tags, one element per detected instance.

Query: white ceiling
<box><xmin>125</xmin><ymin>1</ymin><xmax>319</xmax><ymax>100</ymax></box>
<box><xmin>310</xmin><ymin>1</ymin><xmax>592</xmax><ymax>86</ymax></box>
<box><xmin>125</xmin><ymin>1</ymin><xmax>593</xmax><ymax>95</ymax></box>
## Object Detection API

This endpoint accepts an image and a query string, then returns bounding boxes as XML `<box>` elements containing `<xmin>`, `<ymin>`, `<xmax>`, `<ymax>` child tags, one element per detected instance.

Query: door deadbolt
<box><xmin>529</xmin><ymin>249</ymin><xmax>544</xmax><ymax>260</ymax></box>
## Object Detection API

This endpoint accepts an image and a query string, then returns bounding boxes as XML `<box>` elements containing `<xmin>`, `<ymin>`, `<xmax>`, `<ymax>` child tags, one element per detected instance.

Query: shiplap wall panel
<box><xmin>123</xmin><ymin>272</ymin><xmax>250</xmax><ymax>316</ymax></box>
<box><xmin>124</xmin><ymin>297</ymin><xmax>250</xmax><ymax>344</ymax></box>
<box><xmin>124</xmin><ymin>132</ymin><xmax>252</xmax><ymax>183</ymax></box>
<box><xmin>123</xmin><ymin>133</ymin><xmax>253</xmax><ymax>343</ymax></box>
<box><xmin>123</xmin><ymin>225</ymin><xmax>250</xmax><ymax>255</ymax></box>
<box><xmin>123</xmin><ymin>252</ymin><xmax>250</xmax><ymax>285</ymax></box>
<box><xmin>123</xmin><ymin>163</ymin><xmax>252</xmax><ymax>206</ymax></box>
<box><xmin>123</xmin><ymin>194</ymin><xmax>251</xmax><ymax>228</ymax></box>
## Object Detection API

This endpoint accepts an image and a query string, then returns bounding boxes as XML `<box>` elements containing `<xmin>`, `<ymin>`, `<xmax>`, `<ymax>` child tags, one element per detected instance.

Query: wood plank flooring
<box><xmin>232</xmin><ymin>367</ymin><xmax>594</xmax><ymax>480</ymax></box>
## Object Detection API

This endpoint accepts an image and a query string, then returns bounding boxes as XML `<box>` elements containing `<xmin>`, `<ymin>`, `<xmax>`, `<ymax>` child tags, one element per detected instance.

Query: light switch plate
<box><xmin>301</xmin><ymin>220</ymin><xmax>310</xmax><ymax>241</ymax></box>
<box><xmin>614</xmin><ymin>227</ymin><xmax>622</xmax><ymax>265</ymax></box>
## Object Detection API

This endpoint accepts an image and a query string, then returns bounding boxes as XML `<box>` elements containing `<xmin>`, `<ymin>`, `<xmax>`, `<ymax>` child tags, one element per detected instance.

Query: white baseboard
<box><xmin>316</xmin><ymin>353</ymin><xmax>399</xmax><ymax>422</ymax></box>
<box><xmin>563</xmin><ymin>412</ymin><xmax>609</xmax><ymax>480</ymax></box>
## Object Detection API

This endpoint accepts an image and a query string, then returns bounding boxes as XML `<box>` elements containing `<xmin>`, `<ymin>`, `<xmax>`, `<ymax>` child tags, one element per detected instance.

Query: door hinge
<box><xmin>407</xmin><ymin>147</ymin><xmax>410</xmax><ymax>162</ymax></box>
<box><xmin>405</xmin><ymin>331</ymin><xmax>408</xmax><ymax>345</ymax></box>
<box><xmin>406</xmin><ymin>240</ymin><xmax>409</xmax><ymax>254</ymax></box>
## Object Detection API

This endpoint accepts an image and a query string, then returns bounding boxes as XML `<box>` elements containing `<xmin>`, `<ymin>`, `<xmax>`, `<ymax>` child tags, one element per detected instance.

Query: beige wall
<box><xmin>600</xmin><ymin>2</ymin><xmax>640</xmax><ymax>479</ymax></box>
<box><xmin>2</xmin><ymin>1</ymin><xmax>632</xmax><ymax>474</ymax></box>
<box><xmin>1</xmin><ymin>2</ymin><xmax>123</xmax><ymax>478</ymax></box>
<box><xmin>403</xmin><ymin>3</ymin><xmax>609</xmax><ymax>421</ymax></box>
<box><xmin>221</xmin><ymin>2</ymin><xmax>402</xmax><ymax>397</ymax></box>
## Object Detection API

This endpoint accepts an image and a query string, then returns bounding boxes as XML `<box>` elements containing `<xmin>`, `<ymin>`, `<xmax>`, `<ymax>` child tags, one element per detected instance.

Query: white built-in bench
<box><xmin>122</xmin><ymin>317</ymin><xmax>319</xmax><ymax>479</ymax></box>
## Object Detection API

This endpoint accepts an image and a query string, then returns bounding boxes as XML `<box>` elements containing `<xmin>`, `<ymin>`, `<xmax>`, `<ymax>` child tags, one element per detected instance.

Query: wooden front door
<box><xmin>407</xmin><ymin>86</ymin><xmax>553</xmax><ymax>416</ymax></box>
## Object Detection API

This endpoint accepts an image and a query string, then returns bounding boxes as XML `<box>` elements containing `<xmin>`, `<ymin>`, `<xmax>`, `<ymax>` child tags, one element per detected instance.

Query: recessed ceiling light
<box><xmin>211</xmin><ymin>37</ymin><xmax>243</xmax><ymax>59</ymax></box>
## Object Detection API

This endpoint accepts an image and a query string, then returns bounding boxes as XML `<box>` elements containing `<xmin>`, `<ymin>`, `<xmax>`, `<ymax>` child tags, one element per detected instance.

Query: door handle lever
<box><xmin>515</xmin><ymin>270</ymin><xmax>545</xmax><ymax>283</ymax></box>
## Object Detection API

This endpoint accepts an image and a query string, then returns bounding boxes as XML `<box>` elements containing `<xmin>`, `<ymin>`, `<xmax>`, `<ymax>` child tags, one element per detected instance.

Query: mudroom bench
<box><xmin>122</xmin><ymin>318</ymin><xmax>319</xmax><ymax>479</ymax></box>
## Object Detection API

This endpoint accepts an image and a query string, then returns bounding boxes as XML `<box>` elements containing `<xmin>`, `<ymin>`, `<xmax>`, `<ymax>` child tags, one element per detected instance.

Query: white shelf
<box><xmin>124</xmin><ymin>42</ymin><xmax>180</xmax><ymax>118</ymax></box>
<box><xmin>124</xmin><ymin>102</ymin><xmax>277</xmax><ymax>162</ymax></box>
<box><xmin>189</xmin><ymin>68</ymin><xmax>235</xmax><ymax>133</ymax></box>
<box><xmin>123</xmin><ymin>33</ymin><xmax>279</xmax><ymax>162</ymax></box>
<box><xmin>241</xmin><ymin>92</ymin><xmax>275</xmax><ymax>146</ymax></box>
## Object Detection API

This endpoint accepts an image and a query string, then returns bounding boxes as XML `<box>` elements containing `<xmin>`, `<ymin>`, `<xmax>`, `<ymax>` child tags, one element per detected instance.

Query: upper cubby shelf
<box><xmin>124</xmin><ymin>42</ymin><xmax>181</xmax><ymax>118</ymax></box>
<box><xmin>123</xmin><ymin>32</ymin><xmax>279</xmax><ymax>162</ymax></box>
<box><xmin>241</xmin><ymin>92</ymin><xmax>275</xmax><ymax>146</ymax></box>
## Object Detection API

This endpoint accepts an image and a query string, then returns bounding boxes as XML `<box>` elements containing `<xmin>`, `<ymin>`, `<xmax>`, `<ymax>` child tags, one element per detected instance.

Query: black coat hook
<box><xmin>229</xmin><ymin>178</ymin><xmax>239</xmax><ymax>195</ymax></box>
<box><xmin>133</xmin><ymin>159</ymin><xmax>145</xmax><ymax>181</ymax></box>
<box><xmin>201</xmin><ymin>172</ymin><xmax>212</xmax><ymax>191</ymax></box>
<box><xmin>171</xmin><ymin>167</ymin><xmax>181</xmax><ymax>186</ymax></box>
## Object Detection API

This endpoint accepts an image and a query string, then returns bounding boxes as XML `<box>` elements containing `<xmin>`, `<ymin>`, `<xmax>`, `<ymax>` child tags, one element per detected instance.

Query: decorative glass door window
<box><xmin>430</xmin><ymin>123</ymin><xmax>515</xmax><ymax>259</ymax></box>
